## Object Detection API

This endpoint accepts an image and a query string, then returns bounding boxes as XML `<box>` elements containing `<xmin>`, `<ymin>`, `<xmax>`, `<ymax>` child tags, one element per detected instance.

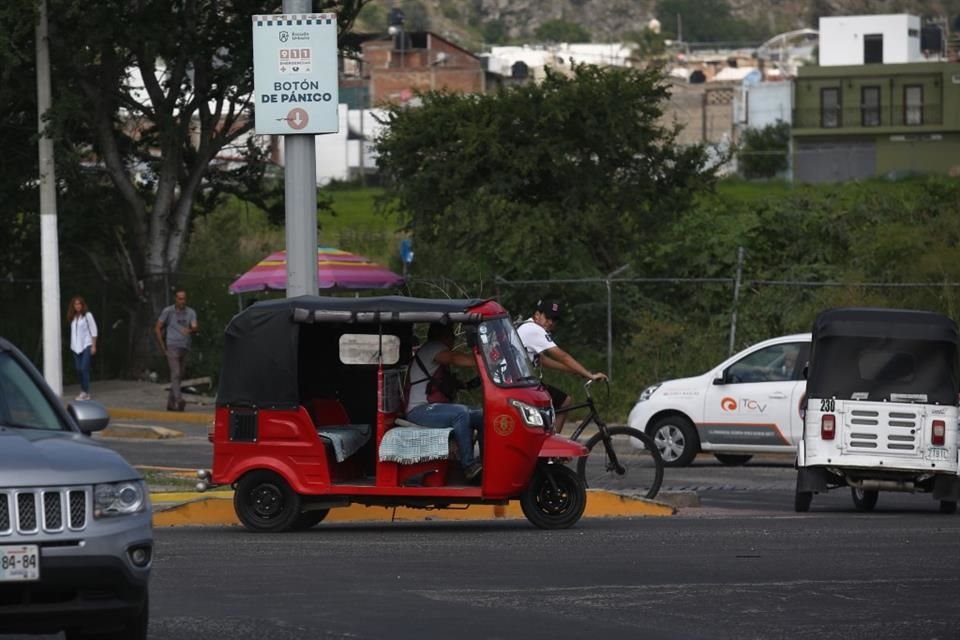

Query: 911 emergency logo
<box><xmin>493</xmin><ymin>414</ymin><xmax>515</xmax><ymax>436</ymax></box>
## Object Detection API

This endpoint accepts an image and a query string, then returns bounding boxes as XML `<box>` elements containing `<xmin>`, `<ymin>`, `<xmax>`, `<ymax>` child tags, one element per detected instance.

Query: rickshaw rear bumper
<box><xmin>538</xmin><ymin>434</ymin><xmax>589</xmax><ymax>458</ymax></box>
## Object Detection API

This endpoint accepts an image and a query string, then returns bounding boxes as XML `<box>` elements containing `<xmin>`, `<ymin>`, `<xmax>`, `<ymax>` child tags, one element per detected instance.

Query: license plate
<box><xmin>927</xmin><ymin>447</ymin><xmax>950</xmax><ymax>461</ymax></box>
<box><xmin>0</xmin><ymin>545</ymin><xmax>40</xmax><ymax>581</ymax></box>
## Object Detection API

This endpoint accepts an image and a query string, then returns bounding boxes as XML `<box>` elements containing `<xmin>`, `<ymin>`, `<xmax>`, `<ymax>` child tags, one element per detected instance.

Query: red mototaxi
<box><xmin>204</xmin><ymin>295</ymin><xmax>588</xmax><ymax>530</ymax></box>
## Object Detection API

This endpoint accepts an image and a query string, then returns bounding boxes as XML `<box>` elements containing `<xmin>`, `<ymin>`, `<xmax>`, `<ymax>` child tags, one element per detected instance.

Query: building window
<box><xmin>861</xmin><ymin>86</ymin><xmax>881</xmax><ymax>126</ymax></box>
<box><xmin>821</xmin><ymin>87</ymin><xmax>841</xmax><ymax>128</ymax></box>
<box><xmin>864</xmin><ymin>34</ymin><xmax>884</xmax><ymax>64</ymax></box>
<box><xmin>904</xmin><ymin>85</ymin><xmax>923</xmax><ymax>125</ymax></box>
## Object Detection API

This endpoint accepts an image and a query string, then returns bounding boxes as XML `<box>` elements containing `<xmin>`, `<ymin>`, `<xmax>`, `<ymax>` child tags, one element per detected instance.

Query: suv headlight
<box><xmin>94</xmin><ymin>480</ymin><xmax>148</xmax><ymax>518</ymax></box>
<box><xmin>510</xmin><ymin>399</ymin><xmax>545</xmax><ymax>427</ymax></box>
<box><xmin>638</xmin><ymin>383</ymin><xmax>662</xmax><ymax>402</ymax></box>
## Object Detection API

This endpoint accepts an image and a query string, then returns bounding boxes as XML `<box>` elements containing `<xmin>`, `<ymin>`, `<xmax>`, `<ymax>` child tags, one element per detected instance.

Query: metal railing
<box><xmin>793</xmin><ymin>104</ymin><xmax>943</xmax><ymax>129</ymax></box>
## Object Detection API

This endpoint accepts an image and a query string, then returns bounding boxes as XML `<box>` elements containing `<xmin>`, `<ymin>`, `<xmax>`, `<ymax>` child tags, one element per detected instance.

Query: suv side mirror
<box><xmin>713</xmin><ymin>369</ymin><xmax>729</xmax><ymax>385</ymax></box>
<box><xmin>68</xmin><ymin>401</ymin><xmax>110</xmax><ymax>435</ymax></box>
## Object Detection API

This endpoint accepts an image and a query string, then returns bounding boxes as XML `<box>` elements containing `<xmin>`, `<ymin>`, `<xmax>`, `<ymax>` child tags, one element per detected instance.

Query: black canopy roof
<box><xmin>812</xmin><ymin>308</ymin><xmax>959</xmax><ymax>343</ymax></box>
<box><xmin>807</xmin><ymin>308</ymin><xmax>960</xmax><ymax>404</ymax></box>
<box><xmin>217</xmin><ymin>296</ymin><xmax>490</xmax><ymax>406</ymax></box>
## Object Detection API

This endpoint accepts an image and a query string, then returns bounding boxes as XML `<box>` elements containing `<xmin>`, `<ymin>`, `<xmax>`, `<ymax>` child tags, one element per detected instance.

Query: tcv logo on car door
<box><xmin>701</xmin><ymin>341</ymin><xmax>809</xmax><ymax>448</ymax></box>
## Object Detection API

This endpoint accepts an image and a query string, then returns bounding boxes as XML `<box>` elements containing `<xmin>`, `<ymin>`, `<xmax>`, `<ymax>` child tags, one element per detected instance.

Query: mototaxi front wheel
<box><xmin>520</xmin><ymin>464</ymin><xmax>586</xmax><ymax>530</ymax></box>
<box><xmin>851</xmin><ymin>487</ymin><xmax>879</xmax><ymax>512</ymax></box>
<box><xmin>234</xmin><ymin>470</ymin><xmax>302</xmax><ymax>533</ymax></box>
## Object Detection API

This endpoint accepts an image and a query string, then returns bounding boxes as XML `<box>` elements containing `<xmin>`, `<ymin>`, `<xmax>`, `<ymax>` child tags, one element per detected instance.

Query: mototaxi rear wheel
<box><xmin>520</xmin><ymin>464</ymin><xmax>586</xmax><ymax>530</ymax></box>
<box><xmin>234</xmin><ymin>470</ymin><xmax>302</xmax><ymax>533</ymax></box>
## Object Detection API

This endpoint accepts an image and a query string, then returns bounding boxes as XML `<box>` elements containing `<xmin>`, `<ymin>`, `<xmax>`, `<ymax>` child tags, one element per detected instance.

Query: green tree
<box><xmin>376</xmin><ymin>64</ymin><xmax>714</xmax><ymax>290</ymax></box>
<box><xmin>1</xmin><ymin>0</ymin><xmax>372</xmax><ymax>367</ymax></box>
<box><xmin>737</xmin><ymin>121</ymin><xmax>790</xmax><ymax>179</ymax></box>
<box><xmin>535</xmin><ymin>19</ymin><xmax>591</xmax><ymax>43</ymax></box>
<box><xmin>656</xmin><ymin>0</ymin><xmax>765</xmax><ymax>43</ymax></box>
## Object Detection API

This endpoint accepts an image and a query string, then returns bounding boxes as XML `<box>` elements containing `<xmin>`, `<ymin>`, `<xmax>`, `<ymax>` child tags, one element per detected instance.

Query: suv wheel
<box><xmin>649</xmin><ymin>415</ymin><xmax>699</xmax><ymax>467</ymax></box>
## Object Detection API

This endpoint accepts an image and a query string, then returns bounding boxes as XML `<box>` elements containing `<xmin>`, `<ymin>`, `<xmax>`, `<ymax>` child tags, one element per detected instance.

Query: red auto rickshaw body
<box><xmin>209</xmin><ymin>296</ymin><xmax>588</xmax><ymax>530</ymax></box>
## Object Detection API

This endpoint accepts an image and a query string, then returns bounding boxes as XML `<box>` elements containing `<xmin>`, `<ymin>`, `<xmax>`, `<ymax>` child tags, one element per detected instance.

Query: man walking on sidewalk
<box><xmin>155</xmin><ymin>289</ymin><xmax>199</xmax><ymax>411</ymax></box>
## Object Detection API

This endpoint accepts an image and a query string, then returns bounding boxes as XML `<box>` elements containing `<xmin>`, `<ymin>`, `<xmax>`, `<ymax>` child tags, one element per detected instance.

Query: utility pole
<box><xmin>36</xmin><ymin>0</ymin><xmax>63</xmax><ymax>395</ymax></box>
<box><xmin>283</xmin><ymin>0</ymin><xmax>319</xmax><ymax>298</ymax></box>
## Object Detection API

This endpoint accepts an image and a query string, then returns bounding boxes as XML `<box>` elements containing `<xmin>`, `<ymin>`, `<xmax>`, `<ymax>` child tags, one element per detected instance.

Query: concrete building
<box><xmin>360</xmin><ymin>32</ymin><xmax>484</xmax><ymax>106</ymax></box>
<box><xmin>819</xmin><ymin>14</ymin><xmax>925</xmax><ymax>66</ymax></box>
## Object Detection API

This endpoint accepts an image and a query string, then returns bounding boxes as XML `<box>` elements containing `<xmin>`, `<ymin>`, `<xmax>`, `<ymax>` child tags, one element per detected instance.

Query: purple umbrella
<box><xmin>228</xmin><ymin>247</ymin><xmax>405</xmax><ymax>294</ymax></box>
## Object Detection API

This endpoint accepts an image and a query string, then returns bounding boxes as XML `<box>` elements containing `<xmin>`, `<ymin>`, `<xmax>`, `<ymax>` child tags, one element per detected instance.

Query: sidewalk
<box><xmin>64</xmin><ymin>378</ymin><xmax>214</xmax><ymax>428</ymax></box>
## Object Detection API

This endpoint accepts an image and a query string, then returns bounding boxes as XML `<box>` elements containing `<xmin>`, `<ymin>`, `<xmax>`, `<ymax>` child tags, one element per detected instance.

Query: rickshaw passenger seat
<box><xmin>308</xmin><ymin>398</ymin><xmax>351</xmax><ymax>427</ymax></box>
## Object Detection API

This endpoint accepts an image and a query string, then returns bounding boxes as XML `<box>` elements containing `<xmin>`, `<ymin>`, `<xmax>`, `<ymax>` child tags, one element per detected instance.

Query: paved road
<box><xmin>7</xmin><ymin>514</ymin><xmax>960</xmax><ymax>640</ymax></box>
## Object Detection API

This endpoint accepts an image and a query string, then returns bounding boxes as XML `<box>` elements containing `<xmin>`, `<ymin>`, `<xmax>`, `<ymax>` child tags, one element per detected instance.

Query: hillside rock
<box><xmin>467</xmin><ymin>0</ymin><xmax>957</xmax><ymax>43</ymax></box>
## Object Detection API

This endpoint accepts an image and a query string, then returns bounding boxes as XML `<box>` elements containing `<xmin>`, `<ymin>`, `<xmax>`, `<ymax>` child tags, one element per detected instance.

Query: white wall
<box><xmin>819</xmin><ymin>14</ymin><xmax>922</xmax><ymax>66</ymax></box>
<box><xmin>735</xmin><ymin>82</ymin><xmax>792</xmax><ymax>128</ymax></box>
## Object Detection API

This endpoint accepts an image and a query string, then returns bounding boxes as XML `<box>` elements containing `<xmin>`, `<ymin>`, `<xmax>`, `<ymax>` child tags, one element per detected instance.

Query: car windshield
<box><xmin>0</xmin><ymin>352</ymin><xmax>67</xmax><ymax>430</ymax></box>
<box><xmin>477</xmin><ymin>318</ymin><xmax>537</xmax><ymax>387</ymax></box>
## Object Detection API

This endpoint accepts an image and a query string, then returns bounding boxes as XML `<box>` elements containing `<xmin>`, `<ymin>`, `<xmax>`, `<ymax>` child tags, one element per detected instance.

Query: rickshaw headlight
<box><xmin>510</xmin><ymin>400</ymin><xmax>545</xmax><ymax>427</ymax></box>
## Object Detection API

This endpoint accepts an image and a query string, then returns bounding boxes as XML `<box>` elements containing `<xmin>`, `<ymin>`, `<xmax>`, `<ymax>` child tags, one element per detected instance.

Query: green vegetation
<box><xmin>535</xmin><ymin>19</ymin><xmax>591</xmax><ymax>44</ymax></box>
<box><xmin>737</xmin><ymin>121</ymin><xmax>791</xmax><ymax>179</ymax></box>
<box><xmin>655</xmin><ymin>0</ymin><xmax>769</xmax><ymax>43</ymax></box>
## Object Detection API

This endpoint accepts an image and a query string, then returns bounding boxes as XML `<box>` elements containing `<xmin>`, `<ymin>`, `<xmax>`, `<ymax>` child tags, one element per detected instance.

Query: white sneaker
<box><xmin>75</xmin><ymin>393</ymin><xmax>86</xmax><ymax>401</ymax></box>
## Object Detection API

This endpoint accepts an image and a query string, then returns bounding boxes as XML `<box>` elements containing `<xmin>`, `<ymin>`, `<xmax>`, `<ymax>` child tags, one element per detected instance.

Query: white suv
<box><xmin>628</xmin><ymin>334</ymin><xmax>811</xmax><ymax>467</ymax></box>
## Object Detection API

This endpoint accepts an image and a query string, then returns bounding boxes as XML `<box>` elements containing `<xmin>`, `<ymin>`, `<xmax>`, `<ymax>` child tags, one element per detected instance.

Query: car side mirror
<box><xmin>68</xmin><ymin>400</ymin><xmax>110</xmax><ymax>435</ymax></box>
<box><xmin>713</xmin><ymin>370</ymin><xmax>729</xmax><ymax>385</ymax></box>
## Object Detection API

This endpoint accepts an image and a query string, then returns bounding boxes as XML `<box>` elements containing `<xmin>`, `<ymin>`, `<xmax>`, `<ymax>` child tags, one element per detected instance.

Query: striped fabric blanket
<box><xmin>378</xmin><ymin>420</ymin><xmax>452</xmax><ymax>464</ymax></box>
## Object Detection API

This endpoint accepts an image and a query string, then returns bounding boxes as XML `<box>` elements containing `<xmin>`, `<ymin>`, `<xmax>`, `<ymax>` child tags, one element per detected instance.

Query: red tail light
<box><xmin>932</xmin><ymin>420</ymin><xmax>946</xmax><ymax>446</ymax></box>
<box><xmin>821</xmin><ymin>414</ymin><xmax>836</xmax><ymax>440</ymax></box>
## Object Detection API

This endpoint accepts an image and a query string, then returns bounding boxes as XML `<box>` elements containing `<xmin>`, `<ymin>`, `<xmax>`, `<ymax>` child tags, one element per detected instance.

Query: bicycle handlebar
<box><xmin>582</xmin><ymin>378</ymin><xmax>609</xmax><ymax>400</ymax></box>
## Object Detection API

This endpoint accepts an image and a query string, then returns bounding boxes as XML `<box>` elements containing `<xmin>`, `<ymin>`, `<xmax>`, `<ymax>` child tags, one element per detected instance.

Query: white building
<box><xmin>818</xmin><ymin>14</ymin><xmax>924</xmax><ymax>66</ymax></box>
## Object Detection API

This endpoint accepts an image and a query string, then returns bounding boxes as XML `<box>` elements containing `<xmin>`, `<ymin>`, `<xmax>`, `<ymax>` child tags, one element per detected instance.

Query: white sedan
<box><xmin>628</xmin><ymin>334</ymin><xmax>811</xmax><ymax>467</ymax></box>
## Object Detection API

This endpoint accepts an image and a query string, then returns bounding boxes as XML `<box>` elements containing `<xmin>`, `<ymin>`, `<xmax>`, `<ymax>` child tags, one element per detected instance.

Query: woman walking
<box><xmin>67</xmin><ymin>295</ymin><xmax>98</xmax><ymax>400</ymax></box>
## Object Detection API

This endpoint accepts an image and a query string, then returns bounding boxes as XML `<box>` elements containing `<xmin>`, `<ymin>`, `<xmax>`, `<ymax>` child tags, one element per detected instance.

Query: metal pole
<box><xmin>36</xmin><ymin>0</ymin><xmax>63</xmax><ymax>395</ymax></box>
<box><xmin>605</xmin><ymin>264</ymin><xmax>630</xmax><ymax>380</ymax></box>
<box><xmin>728</xmin><ymin>247</ymin><xmax>744</xmax><ymax>356</ymax></box>
<box><xmin>606</xmin><ymin>278</ymin><xmax>613</xmax><ymax>380</ymax></box>
<box><xmin>284</xmin><ymin>0</ymin><xmax>318</xmax><ymax>298</ymax></box>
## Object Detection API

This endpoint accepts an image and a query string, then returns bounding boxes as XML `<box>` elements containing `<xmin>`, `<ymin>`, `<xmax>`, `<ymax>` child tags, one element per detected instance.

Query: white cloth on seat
<box><xmin>379</xmin><ymin>420</ymin><xmax>452</xmax><ymax>463</ymax></box>
<box><xmin>317</xmin><ymin>424</ymin><xmax>372</xmax><ymax>463</ymax></box>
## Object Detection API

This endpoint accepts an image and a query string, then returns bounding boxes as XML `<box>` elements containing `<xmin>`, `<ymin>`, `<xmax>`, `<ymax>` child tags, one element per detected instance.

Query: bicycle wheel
<box><xmin>576</xmin><ymin>425</ymin><xmax>664</xmax><ymax>499</ymax></box>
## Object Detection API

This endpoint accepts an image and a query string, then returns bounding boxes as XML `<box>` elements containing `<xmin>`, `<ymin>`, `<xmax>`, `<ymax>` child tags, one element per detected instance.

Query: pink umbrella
<box><xmin>228</xmin><ymin>247</ymin><xmax>405</xmax><ymax>294</ymax></box>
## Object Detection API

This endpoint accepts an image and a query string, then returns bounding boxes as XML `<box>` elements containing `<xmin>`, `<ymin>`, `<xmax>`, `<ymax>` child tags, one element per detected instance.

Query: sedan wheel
<box><xmin>650</xmin><ymin>416</ymin><xmax>698</xmax><ymax>467</ymax></box>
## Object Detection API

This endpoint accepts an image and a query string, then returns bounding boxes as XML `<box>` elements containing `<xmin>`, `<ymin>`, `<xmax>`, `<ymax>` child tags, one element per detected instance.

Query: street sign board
<box><xmin>252</xmin><ymin>13</ymin><xmax>339</xmax><ymax>135</ymax></box>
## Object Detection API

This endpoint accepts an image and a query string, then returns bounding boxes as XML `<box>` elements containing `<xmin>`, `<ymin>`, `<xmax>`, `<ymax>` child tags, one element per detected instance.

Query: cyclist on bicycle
<box><xmin>516</xmin><ymin>299</ymin><xmax>607</xmax><ymax>434</ymax></box>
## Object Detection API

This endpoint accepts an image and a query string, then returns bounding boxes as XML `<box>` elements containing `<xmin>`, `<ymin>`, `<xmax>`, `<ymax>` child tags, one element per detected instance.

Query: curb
<box><xmin>107</xmin><ymin>407</ymin><xmax>213</xmax><ymax>425</ymax></box>
<box><xmin>151</xmin><ymin>490</ymin><xmax>676</xmax><ymax>527</ymax></box>
<box><xmin>101</xmin><ymin>424</ymin><xmax>184</xmax><ymax>439</ymax></box>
